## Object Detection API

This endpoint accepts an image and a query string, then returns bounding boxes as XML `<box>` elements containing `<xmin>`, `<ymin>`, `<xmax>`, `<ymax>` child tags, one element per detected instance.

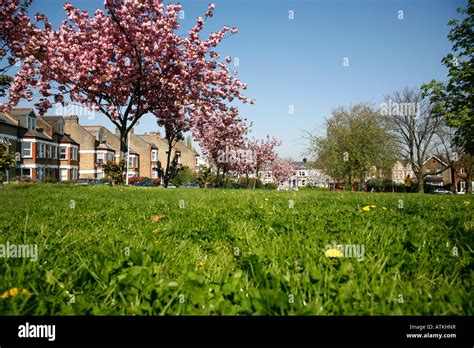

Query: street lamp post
<box><xmin>126</xmin><ymin>131</ymin><xmax>130</xmax><ymax>186</ymax></box>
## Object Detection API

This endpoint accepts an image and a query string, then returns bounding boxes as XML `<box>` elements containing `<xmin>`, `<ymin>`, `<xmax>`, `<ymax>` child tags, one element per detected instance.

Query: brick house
<box><xmin>422</xmin><ymin>155</ymin><xmax>451</xmax><ymax>188</ymax></box>
<box><xmin>391</xmin><ymin>160</ymin><xmax>416</xmax><ymax>184</ymax></box>
<box><xmin>63</xmin><ymin>116</ymin><xmax>116</xmax><ymax>179</ymax></box>
<box><xmin>139</xmin><ymin>132</ymin><xmax>200</xmax><ymax>174</ymax></box>
<box><xmin>0</xmin><ymin>109</ymin><xmax>79</xmax><ymax>181</ymax></box>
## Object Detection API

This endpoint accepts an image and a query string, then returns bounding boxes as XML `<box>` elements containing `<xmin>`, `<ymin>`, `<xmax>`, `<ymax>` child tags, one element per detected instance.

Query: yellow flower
<box><xmin>325</xmin><ymin>248</ymin><xmax>343</xmax><ymax>258</ymax></box>
<box><xmin>0</xmin><ymin>288</ymin><xmax>31</xmax><ymax>300</ymax></box>
<box><xmin>370</xmin><ymin>205</ymin><xmax>376</xmax><ymax>208</ymax></box>
<box><xmin>362</xmin><ymin>206</ymin><xmax>371</xmax><ymax>212</ymax></box>
<box><xmin>382</xmin><ymin>207</ymin><xmax>387</xmax><ymax>210</ymax></box>
<box><xmin>463</xmin><ymin>201</ymin><xmax>470</xmax><ymax>205</ymax></box>
<box><xmin>264</xmin><ymin>198</ymin><xmax>269</xmax><ymax>201</ymax></box>
<box><xmin>259</xmin><ymin>205</ymin><xmax>264</xmax><ymax>209</ymax></box>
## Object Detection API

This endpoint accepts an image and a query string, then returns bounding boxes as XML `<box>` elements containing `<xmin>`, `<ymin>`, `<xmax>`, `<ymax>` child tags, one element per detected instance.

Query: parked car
<box><xmin>160</xmin><ymin>184</ymin><xmax>177</xmax><ymax>188</ymax></box>
<box><xmin>133</xmin><ymin>180</ymin><xmax>156</xmax><ymax>187</ymax></box>
<box><xmin>74</xmin><ymin>179</ymin><xmax>90</xmax><ymax>186</ymax></box>
<box><xmin>74</xmin><ymin>178</ymin><xmax>106</xmax><ymax>186</ymax></box>
<box><xmin>182</xmin><ymin>183</ymin><xmax>200</xmax><ymax>188</ymax></box>
<box><xmin>432</xmin><ymin>188</ymin><xmax>453</xmax><ymax>195</ymax></box>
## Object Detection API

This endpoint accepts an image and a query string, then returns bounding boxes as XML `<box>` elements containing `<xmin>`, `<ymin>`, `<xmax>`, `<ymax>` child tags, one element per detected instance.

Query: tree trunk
<box><xmin>253</xmin><ymin>168</ymin><xmax>259</xmax><ymax>189</ymax></box>
<box><xmin>119</xmin><ymin>129</ymin><xmax>128</xmax><ymax>162</ymax></box>
<box><xmin>466</xmin><ymin>172</ymin><xmax>472</xmax><ymax>194</ymax></box>
<box><xmin>215</xmin><ymin>168</ymin><xmax>220</xmax><ymax>188</ymax></box>
<box><xmin>450</xmin><ymin>166</ymin><xmax>456</xmax><ymax>193</ymax></box>
<box><xmin>418</xmin><ymin>176</ymin><xmax>424</xmax><ymax>193</ymax></box>
<box><xmin>163</xmin><ymin>137</ymin><xmax>174</xmax><ymax>188</ymax></box>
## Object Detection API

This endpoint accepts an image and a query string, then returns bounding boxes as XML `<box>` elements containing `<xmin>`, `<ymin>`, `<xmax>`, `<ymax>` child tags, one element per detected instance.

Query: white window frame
<box><xmin>71</xmin><ymin>147</ymin><xmax>78</xmax><ymax>161</ymax></box>
<box><xmin>151</xmin><ymin>149</ymin><xmax>158</xmax><ymax>162</ymax></box>
<box><xmin>59</xmin><ymin>146</ymin><xmax>68</xmax><ymax>160</ymax></box>
<box><xmin>60</xmin><ymin>168</ymin><xmax>68</xmax><ymax>181</ymax></box>
<box><xmin>27</xmin><ymin>115</ymin><xmax>36</xmax><ymax>130</ymax></box>
<box><xmin>97</xmin><ymin>152</ymin><xmax>105</xmax><ymax>164</ymax></box>
<box><xmin>21</xmin><ymin>142</ymin><xmax>32</xmax><ymax>158</ymax></box>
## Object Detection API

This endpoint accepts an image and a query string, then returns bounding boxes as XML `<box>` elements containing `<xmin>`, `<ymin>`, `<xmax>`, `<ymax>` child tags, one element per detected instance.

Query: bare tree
<box><xmin>383</xmin><ymin>87</ymin><xmax>444</xmax><ymax>193</ymax></box>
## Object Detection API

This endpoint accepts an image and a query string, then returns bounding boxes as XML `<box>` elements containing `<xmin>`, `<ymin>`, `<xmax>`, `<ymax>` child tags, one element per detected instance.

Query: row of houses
<box><xmin>260</xmin><ymin>158</ymin><xmax>471</xmax><ymax>193</ymax></box>
<box><xmin>0</xmin><ymin>108</ymin><xmax>201</xmax><ymax>182</ymax></box>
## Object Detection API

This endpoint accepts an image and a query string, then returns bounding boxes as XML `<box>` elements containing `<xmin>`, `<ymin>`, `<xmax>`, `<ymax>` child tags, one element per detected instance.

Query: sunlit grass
<box><xmin>0</xmin><ymin>184</ymin><xmax>472</xmax><ymax>315</ymax></box>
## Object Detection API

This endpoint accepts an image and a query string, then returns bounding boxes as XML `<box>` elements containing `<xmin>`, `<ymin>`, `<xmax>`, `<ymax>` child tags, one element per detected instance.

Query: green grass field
<box><xmin>0</xmin><ymin>184</ymin><xmax>472</xmax><ymax>315</ymax></box>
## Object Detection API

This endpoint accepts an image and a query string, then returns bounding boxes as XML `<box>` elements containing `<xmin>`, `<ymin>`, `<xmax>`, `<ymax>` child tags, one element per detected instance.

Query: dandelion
<box><xmin>362</xmin><ymin>206</ymin><xmax>371</xmax><ymax>212</ymax></box>
<box><xmin>264</xmin><ymin>198</ymin><xmax>269</xmax><ymax>201</ymax></box>
<box><xmin>370</xmin><ymin>205</ymin><xmax>376</xmax><ymax>208</ymax></box>
<box><xmin>0</xmin><ymin>288</ymin><xmax>31</xmax><ymax>300</ymax></box>
<box><xmin>463</xmin><ymin>201</ymin><xmax>470</xmax><ymax>205</ymax></box>
<box><xmin>325</xmin><ymin>248</ymin><xmax>343</xmax><ymax>258</ymax></box>
<box><xmin>382</xmin><ymin>207</ymin><xmax>387</xmax><ymax>210</ymax></box>
<box><xmin>259</xmin><ymin>205</ymin><xmax>264</xmax><ymax>209</ymax></box>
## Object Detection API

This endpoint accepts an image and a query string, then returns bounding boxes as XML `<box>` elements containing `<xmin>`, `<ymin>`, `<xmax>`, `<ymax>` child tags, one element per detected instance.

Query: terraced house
<box><xmin>2</xmin><ymin>109</ymin><xmax>204</xmax><ymax>182</ymax></box>
<box><xmin>0</xmin><ymin>108</ymin><xmax>79</xmax><ymax>182</ymax></box>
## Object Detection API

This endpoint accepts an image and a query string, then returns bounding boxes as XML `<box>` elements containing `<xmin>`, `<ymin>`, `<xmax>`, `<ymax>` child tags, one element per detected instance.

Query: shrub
<box><xmin>171</xmin><ymin>167</ymin><xmax>196</xmax><ymax>187</ymax></box>
<box><xmin>264</xmin><ymin>183</ymin><xmax>278</xmax><ymax>190</ymax></box>
<box><xmin>45</xmin><ymin>176</ymin><xmax>57</xmax><ymax>183</ymax></box>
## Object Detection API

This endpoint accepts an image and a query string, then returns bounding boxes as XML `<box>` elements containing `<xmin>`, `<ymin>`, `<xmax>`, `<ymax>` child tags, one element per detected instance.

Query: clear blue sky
<box><xmin>11</xmin><ymin>0</ymin><xmax>466</xmax><ymax>159</ymax></box>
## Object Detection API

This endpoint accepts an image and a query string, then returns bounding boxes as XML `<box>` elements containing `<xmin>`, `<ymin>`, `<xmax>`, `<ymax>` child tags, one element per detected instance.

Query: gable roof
<box><xmin>0</xmin><ymin>112</ymin><xmax>19</xmax><ymax>127</ymax></box>
<box><xmin>423</xmin><ymin>155</ymin><xmax>448</xmax><ymax>167</ymax></box>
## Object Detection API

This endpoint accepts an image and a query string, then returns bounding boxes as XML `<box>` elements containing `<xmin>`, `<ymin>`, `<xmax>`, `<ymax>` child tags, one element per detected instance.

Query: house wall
<box><xmin>64</xmin><ymin>117</ymin><xmax>97</xmax><ymax>179</ymax></box>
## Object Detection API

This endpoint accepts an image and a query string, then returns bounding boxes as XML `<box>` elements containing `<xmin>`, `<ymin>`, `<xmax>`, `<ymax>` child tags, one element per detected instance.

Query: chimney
<box><xmin>64</xmin><ymin>115</ymin><xmax>79</xmax><ymax>124</ymax></box>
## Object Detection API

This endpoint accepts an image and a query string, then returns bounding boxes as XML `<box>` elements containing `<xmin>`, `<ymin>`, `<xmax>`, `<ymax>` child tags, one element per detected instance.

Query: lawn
<box><xmin>0</xmin><ymin>184</ymin><xmax>472</xmax><ymax>315</ymax></box>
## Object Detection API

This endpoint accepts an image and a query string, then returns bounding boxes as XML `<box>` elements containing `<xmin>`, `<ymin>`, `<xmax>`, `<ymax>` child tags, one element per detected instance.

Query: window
<box><xmin>176</xmin><ymin>151</ymin><xmax>181</xmax><ymax>164</ymax></box>
<box><xmin>52</xmin><ymin>145</ymin><xmax>57</xmax><ymax>159</ymax></box>
<box><xmin>71</xmin><ymin>147</ymin><xmax>78</xmax><ymax>160</ymax></box>
<box><xmin>460</xmin><ymin>168</ymin><xmax>466</xmax><ymax>174</ymax></box>
<box><xmin>97</xmin><ymin>172</ymin><xmax>104</xmax><ymax>179</ymax></box>
<box><xmin>127</xmin><ymin>156</ymin><xmax>133</xmax><ymax>168</ymax></box>
<box><xmin>46</xmin><ymin>144</ymin><xmax>51</xmax><ymax>159</ymax></box>
<box><xmin>151</xmin><ymin>150</ymin><xmax>158</xmax><ymax>162</ymax></box>
<box><xmin>266</xmin><ymin>172</ymin><xmax>272</xmax><ymax>178</ymax></box>
<box><xmin>60</xmin><ymin>169</ymin><xmax>68</xmax><ymax>181</ymax></box>
<box><xmin>27</xmin><ymin>116</ymin><xmax>36</xmax><ymax>130</ymax></box>
<box><xmin>301</xmin><ymin>179</ymin><xmax>306</xmax><ymax>186</ymax></box>
<box><xmin>299</xmin><ymin>170</ymin><xmax>306</xmax><ymax>177</ymax></box>
<box><xmin>97</xmin><ymin>153</ymin><xmax>105</xmax><ymax>164</ymax></box>
<box><xmin>59</xmin><ymin>146</ymin><xmax>67</xmax><ymax>160</ymax></box>
<box><xmin>39</xmin><ymin>143</ymin><xmax>45</xmax><ymax>158</ymax></box>
<box><xmin>195</xmin><ymin>156</ymin><xmax>199</xmax><ymax>166</ymax></box>
<box><xmin>71</xmin><ymin>168</ymin><xmax>78</xmax><ymax>181</ymax></box>
<box><xmin>21</xmin><ymin>168</ymin><xmax>31</xmax><ymax>177</ymax></box>
<box><xmin>21</xmin><ymin>142</ymin><xmax>32</xmax><ymax>158</ymax></box>
<box><xmin>107</xmin><ymin>152</ymin><xmax>114</xmax><ymax>163</ymax></box>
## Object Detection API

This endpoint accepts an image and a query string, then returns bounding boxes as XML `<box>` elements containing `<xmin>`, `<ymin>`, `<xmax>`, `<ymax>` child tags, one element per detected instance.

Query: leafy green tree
<box><xmin>171</xmin><ymin>166</ymin><xmax>196</xmax><ymax>187</ymax></box>
<box><xmin>308</xmin><ymin>104</ymin><xmax>398</xmax><ymax>188</ymax></box>
<box><xmin>104</xmin><ymin>161</ymin><xmax>124</xmax><ymax>187</ymax></box>
<box><xmin>0</xmin><ymin>142</ymin><xmax>16</xmax><ymax>184</ymax></box>
<box><xmin>422</xmin><ymin>0</ymin><xmax>473</xmax><ymax>154</ymax></box>
<box><xmin>195</xmin><ymin>165</ymin><xmax>214</xmax><ymax>188</ymax></box>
